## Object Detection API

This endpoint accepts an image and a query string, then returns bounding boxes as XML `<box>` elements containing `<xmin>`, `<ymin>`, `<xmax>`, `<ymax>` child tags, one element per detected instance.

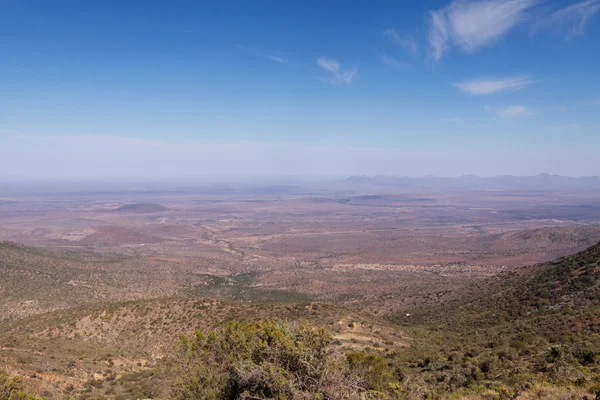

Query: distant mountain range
<box><xmin>343</xmin><ymin>174</ymin><xmax>600</xmax><ymax>191</ymax></box>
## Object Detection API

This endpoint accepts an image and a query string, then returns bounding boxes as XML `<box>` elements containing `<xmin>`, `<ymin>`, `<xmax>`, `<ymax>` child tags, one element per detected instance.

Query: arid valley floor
<box><xmin>3</xmin><ymin>182</ymin><xmax>600</xmax><ymax>317</ymax></box>
<box><xmin>3</xmin><ymin>180</ymin><xmax>600</xmax><ymax>398</ymax></box>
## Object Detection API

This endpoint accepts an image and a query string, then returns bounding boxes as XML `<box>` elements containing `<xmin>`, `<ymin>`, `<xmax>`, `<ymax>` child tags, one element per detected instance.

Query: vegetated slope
<box><xmin>5</xmin><ymin>240</ymin><xmax>600</xmax><ymax>399</ymax></box>
<box><xmin>434</xmin><ymin>240</ymin><xmax>600</xmax><ymax>325</ymax></box>
<box><xmin>3</xmin><ymin>298</ymin><xmax>407</xmax><ymax>354</ymax></box>
<box><xmin>388</xmin><ymin>241</ymin><xmax>600</xmax><ymax>398</ymax></box>
<box><xmin>113</xmin><ymin>203</ymin><xmax>168</xmax><ymax>213</ymax></box>
<box><xmin>0</xmin><ymin>242</ymin><xmax>114</xmax><ymax>320</ymax></box>
<box><xmin>481</xmin><ymin>225</ymin><xmax>600</xmax><ymax>261</ymax></box>
<box><xmin>0</xmin><ymin>297</ymin><xmax>407</xmax><ymax>400</ymax></box>
<box><xmin>0</xmin><ymin>242</ymin><xmax>182</xmax><ymax>321</ymax></box>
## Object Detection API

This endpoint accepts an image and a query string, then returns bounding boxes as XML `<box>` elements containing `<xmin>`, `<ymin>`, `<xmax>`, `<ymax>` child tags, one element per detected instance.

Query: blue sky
<box><xmin>1</xmin><ymin>0</ymin><xmax>599</xmax><ymax>179</ymax></box>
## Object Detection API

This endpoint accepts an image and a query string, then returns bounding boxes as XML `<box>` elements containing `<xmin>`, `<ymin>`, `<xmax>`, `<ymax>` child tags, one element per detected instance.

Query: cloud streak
<box><xmin>237</xmin><ymin>45</ymin><xmax>286</xmax><ymax>64</ymax></box>
<box><xmin>384</xmin><ymin>29</ymin><xmax>418</xmax><ymax>54</ymax></box>
<box><xmin>453</xmin><ymin>75</ymin><xmax>535</xmax><ymax>95</ymax></box>
<box><xmin>428</xmin><ymin>0</ymin><xmax>538</xmax><ymax>61</ymax></box>
<box><xmin>485</xmin><ymin>104</ymin><xmax>534</xmax><ymax>119</ymax></box>
<box><xmin>532</xmin><ymin>0</ymin><xmax>600</xmax><ymax>39</ymax></box>
<box><xmin>317</xmin><ymin>57</ymin><xmax>357</xmax><ymax>85</ymax></box>
<box><xmin>376</xmin><ymin>50</ymin><xmax>409</xmax><ymax>69</ymax></box>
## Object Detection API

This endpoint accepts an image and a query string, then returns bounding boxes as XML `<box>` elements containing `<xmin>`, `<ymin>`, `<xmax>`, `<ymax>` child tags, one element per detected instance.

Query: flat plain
<box><xmin>3</xmin><ymin>183</ymin><xmax>600</xmax><ymax>319</ymax></box>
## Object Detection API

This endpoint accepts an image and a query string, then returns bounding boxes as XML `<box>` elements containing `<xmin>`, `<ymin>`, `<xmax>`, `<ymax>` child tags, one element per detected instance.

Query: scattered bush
<box><xmin>168</xmin><ymin>319</ymin><xmax>400</xmax><ymax>399</ymax></box>
<box><xmin>0</xmin><ymin>371</ymin><xmax>42</xmax><ymax>400</ymax></box>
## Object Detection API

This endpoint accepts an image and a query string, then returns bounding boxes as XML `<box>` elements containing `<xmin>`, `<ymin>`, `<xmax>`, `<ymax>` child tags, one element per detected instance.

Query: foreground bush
<box><xmin>168</xmin><ymin>319</ymin><xmax>399</xmax><ymax>399</ymax></box>
<box><xmin>0</xmin><ymin>371</ymin><xmax>41</xmax><ymax>400</ymax></box>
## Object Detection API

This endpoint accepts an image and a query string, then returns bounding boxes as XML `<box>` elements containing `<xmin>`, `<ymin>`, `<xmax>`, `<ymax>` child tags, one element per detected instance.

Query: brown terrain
<box><xmin>3</xmin><ymin>185</ymin><xmax>600</xmax><ymax>318</ymax></box>
<box><xmin>2</xmin><ymin>182</ymin><xmax>600</xmax><ymax>398</ymax></box>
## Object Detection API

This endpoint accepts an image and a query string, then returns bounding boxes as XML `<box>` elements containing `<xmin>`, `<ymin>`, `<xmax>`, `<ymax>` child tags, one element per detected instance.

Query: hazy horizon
<box><xmin>2</xmin><ymin>134</ymin><xmax>600</xmax><ymax>180</ymax></box>
<box><xmin>3</xmin><ymin>172</ymin><xmax>600</xmax><ymax>190</ymax></box>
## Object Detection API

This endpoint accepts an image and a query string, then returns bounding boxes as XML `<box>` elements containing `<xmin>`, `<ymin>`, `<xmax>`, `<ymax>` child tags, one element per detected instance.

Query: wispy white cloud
<box><xmin>453</xmin><ymin>75</ymin><xmax>535</xmax><ymax>95</ymax></box>
<box><xmin>429</xmin><ymin>11</ymin><xmax>450</xmax><ymax>62</ymax></box>
<box><xmin>383</xmin><ymin>29</ymin><xmax>419</xmax><ymax>54</ymax></box>
<box><xmin>428</xmin><ymin>0</ymin><xmax>538</xmax><ymax>61</ymax></box>
<box><xmin>237</xmin><ymin>45</ymin><xmax>286</xmax><ymax>64</ymax></box>
<box><xmin>267</xmin><ymin>55</ymin><xmax>286</xmax><ymax>64</ymax></box>
<box><xmin>376</xmin><ymin>50</ymin><xmax>409</xmax><ymax>69</ymax></box>
<box><xmin>532</xmin><ymin>0</ymin><xmax>600</xmax><ymax>39</ymax></box>
<box><xmin>317</xmin><ymin>57</ymin><xmax>340</xmax><ymax>73</ymax></box>
<box><xmin>317</xmin><ymin>57</ymin><xmax>357</xmax><ymax>85</ymax></box>
<box><xmin>485</xmin><ymin>104</ymin><xmax>534</xmax><ymax>119</ymax></box>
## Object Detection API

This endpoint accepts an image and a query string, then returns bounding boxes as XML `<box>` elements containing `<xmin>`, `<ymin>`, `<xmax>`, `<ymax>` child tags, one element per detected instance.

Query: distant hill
<box><xmin>78</xmin><ymin>225</ymin><xmax>163</xmax><ymax>246</ymax></box>
<box><xmin>113</xmin><ymin>203</ymin><xmax>168</xmax><ymax>213</ymax></box>
<box><xmin>343</xmin><ymin>174</ymin><xmax>600</xmax><ymax>191</ymax></box>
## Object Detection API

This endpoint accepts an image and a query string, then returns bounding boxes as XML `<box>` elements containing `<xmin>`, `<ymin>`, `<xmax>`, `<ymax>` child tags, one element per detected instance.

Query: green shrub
<box><xmin>168</xmin><ymin>319</ymin><xmax>399</xmax><ymax>399</ymax></box>
<box><xmin>0</xmin><ymin>371</ymin><xmax>42</xmax><ymax>400</ymax></box>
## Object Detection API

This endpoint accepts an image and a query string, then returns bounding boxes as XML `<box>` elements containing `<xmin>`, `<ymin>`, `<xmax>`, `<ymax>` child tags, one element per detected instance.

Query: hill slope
<box><xmin>4</xmin><ymin>242</ymin><xmax>600</xmax><ymax>399</ymax></box>
<box><xmin>113</xmin><ymin>203</ymin><xmax>168</xmax><ymax>213</ymax></box>
<box><xmin>388</xmin><ymin>241</ymin><xmax>600</xmax><ymax>398</ymax></box>
<box><xmin>0</xmin><ymin>297</ymin><xmax>407</xmax><ymax>400</ymax></box>
<box><xmin>433</xmin><ymin>240</ymin><xmax>600</xmax><ymax>325</ymax></box>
